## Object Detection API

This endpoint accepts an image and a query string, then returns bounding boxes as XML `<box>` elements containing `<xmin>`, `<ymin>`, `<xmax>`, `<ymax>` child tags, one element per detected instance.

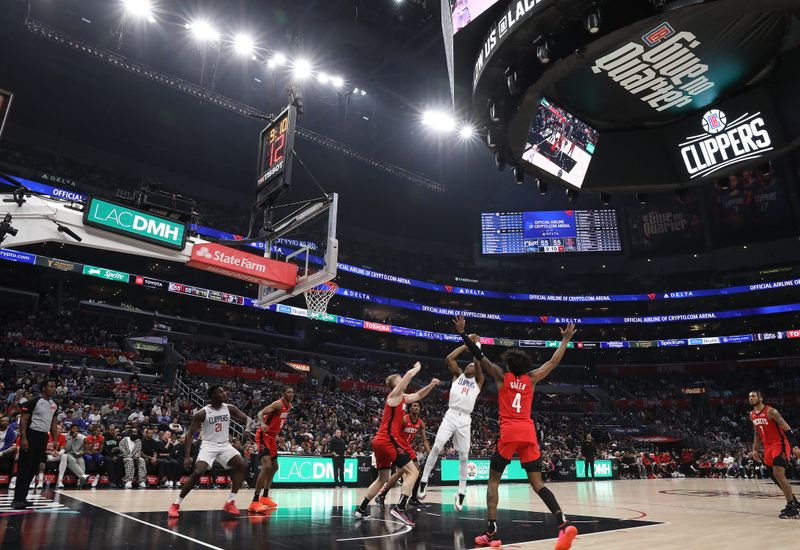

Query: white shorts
<box><xmin>196</xmin><ymin>443</ymin><xmax>239</xmax><ymax>468</ymax></box>
<box><xmin>434</xmin><ymin>410</ymin><xmax>472</xmax><ymax>453</ymax></box>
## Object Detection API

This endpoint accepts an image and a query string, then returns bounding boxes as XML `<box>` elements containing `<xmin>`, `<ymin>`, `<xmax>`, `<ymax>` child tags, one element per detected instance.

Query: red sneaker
<box><xmin>168</xmin><ymin>503</ymin><xmax>180</xmax><ymax>519</ymax></box>
<box><xmin>259</xmin><ymin>496</ymin><xmax>278</xmax><ymax>508</ymax></box>
<box><xmin>223</xmin><ymin>500</ymin><xmax>241</xmax><ymax>516</ymax></box>
<box><xmin>474</xmin><ymin>532</ymin><xmax>502</xmax><ymax>547</ymax></box>
<box><xmin>554</xmin><ymin>522</ymin><xmax>578</xmax><ymax>550</ymax></box>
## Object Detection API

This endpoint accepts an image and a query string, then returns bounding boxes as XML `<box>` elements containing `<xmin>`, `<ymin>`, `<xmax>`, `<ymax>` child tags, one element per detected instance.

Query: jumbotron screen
<box><xmin>522</xmin><ymin>97</ymin><xmax>600</xmax><ymax>188</ymax></box>
<box><xmin>450</xmin><ymin>0</ymin><xmax>502</xmax><ymax>33</ymax></box>
<box><xmin>481</xmin><ymin>210</ymin><xmax>622</xmax><ymax>254</ymax></box>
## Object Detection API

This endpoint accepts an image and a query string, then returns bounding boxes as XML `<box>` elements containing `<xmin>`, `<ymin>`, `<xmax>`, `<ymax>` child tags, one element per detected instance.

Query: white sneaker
<box><xmin>29</xmin><ymin>479</ymin><xmax>36</xmax><ymax>489</ymax></box>
<box><xmin>167</xmin><ymin>481</ymin><xmax>174</xmax><ymax>488</ymax></box>
<box><xmin>9</xmin><ymin>477</ymin><xmax>16</xmax><ymax>489</ymax></box>
<box><xmin>91</xmin><ymin>476</ymin><xmax>99</xmax><ymax>488</ymax></box>
<box><xmin>139</xmin><ymin>481</ymin><xmax>147</xmax><ymax>489</ymax></box>
<box><xmin>125</xmin><ymin>481</ymin><xmax>133</xmax><ymax>489</ymax></box>
<box><xmin>455</xmin><ymin>492</ymin><xmax>466</xmax><ymax>512</ymax></box>
<box><xmin>36</xmin><ymin>474</ymin><xmax>44</xmax><ymax>487</ymax></box>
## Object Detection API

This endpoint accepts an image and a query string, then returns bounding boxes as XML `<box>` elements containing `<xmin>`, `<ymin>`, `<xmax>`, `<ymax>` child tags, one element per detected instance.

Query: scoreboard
<box><xmin>256</xmin><ymin>105</ymin><xmax>297</xmax><ymax>208</ymax></box>
<box><xmin>481</xmin><ymin>209</ymin><xmax>621</xmax><ymax>255</ymax></box>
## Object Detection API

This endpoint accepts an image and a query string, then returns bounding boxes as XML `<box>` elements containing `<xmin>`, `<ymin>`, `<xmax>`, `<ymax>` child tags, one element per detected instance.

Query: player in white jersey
<box><xmin>418</xmin><ymin>334</ymin><xmax>484</xmax><ymax>510</ymax></box>
<box><xmin>168</xmin><ymin>385</ymin><xmax>253</xmax><ymax>519</ymax></box>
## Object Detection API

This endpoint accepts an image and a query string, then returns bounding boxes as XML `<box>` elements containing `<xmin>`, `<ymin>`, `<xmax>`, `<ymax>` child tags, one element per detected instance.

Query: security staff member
<box><xmin>12</xmin><ymin>378</ymin><xmax>58</xmax><ymax>509</ymax></box>
<box><xmin>328</xmin><ymin>429</ymin><xmax>347</xmax><ymax>487</ymax></box>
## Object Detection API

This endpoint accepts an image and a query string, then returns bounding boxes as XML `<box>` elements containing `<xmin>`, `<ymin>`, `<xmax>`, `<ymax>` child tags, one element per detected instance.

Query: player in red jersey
<box><xmin>454</xmin><ymin>315</ymin><xmax>578</xmax><ymax>550</ymax></box>
<box><xmin>748</xmin><ymin>390</ymin><xmax>800</xmax><ymax>518</ymax></box>
<box><xmin>354</xmin><ymin>362</ymin><xmax>440</xmax><ymax>527</ymax></box>
<box><xmin>375</xmin><ymin>401</ymin><xmax>431</xmax><ymax>508</ymax></box>
<box><xmin>250</xmin><ymin>386</ymin><xmax>295</xmax><ymax>514</ymax></box>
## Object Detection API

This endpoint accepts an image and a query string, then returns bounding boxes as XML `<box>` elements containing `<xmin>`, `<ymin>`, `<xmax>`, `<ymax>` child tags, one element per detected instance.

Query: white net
<box><xmin>304</xmin><ymin>282</ymin><xmax>338</xmax><ymax>319</ymax></box>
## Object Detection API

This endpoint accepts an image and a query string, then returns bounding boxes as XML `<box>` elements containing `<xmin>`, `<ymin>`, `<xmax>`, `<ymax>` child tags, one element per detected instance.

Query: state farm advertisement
<box><xmin>187</xmin><ymin>243</ymin><xmax>297</xmax><ymax>289</ymax></box>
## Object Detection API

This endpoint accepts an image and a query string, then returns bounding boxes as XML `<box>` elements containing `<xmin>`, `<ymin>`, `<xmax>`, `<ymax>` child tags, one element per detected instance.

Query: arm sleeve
<box><xmin>459</xmin><ymin>332</ymin><xmax>484</xmax><ymax>360</ymax></box>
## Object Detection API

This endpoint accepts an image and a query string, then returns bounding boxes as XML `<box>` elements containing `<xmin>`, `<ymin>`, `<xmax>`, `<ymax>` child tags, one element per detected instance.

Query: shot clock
<box><xmin>256</xmin><ymin>104</ymin><xmax>297</xmax><ymax>208</ymax></box>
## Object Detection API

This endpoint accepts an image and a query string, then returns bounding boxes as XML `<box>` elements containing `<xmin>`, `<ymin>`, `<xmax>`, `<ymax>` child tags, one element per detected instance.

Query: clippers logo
<box><xmin>592</xmin><ymin>27</ymin><xmax>714</xmax><ymax>113</ymax></box>
<box><xmin>680</xmin><ymin>110</ymin><xmax>773</xmax><ymax>179</ymax></box>
<box><xmin>702</xmin><ymin>109</ymin><xmax>726</xmax><ymax>134</ymax></box>
<box><xmin>642</xmin><ymin>22</ymin><xmax>674</xmax><ymax>47</ymax></box>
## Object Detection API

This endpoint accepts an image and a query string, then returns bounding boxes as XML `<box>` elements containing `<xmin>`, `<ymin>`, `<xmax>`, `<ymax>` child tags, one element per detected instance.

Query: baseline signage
<box><xmin>83</xmin><ymin>197</ymin><xmax>187</xmax><ymax>250</ymax></box>
<box><xmin>575</xmin><ymin>459</ymin><xmax>613</xmax><ymax>479</ymax></box>
<box><xmin>6</xmin><ymin>173</ymin><xmax>800</xmax><ymax>304</ymax></box>
<box><xmin>82</xmin><ymin>265</ymin><xmax>129</xmax><ymax>283</ymax></box>
<box><xmin>4</xmin><ymin>246</ymin><xmax>800</xmax><ymax>351</ymax></box>
<box><xmin>273</xmin><ymin>456</ymin><xmax>358</xmax><ymax>484</ymax></box>
<box><xmin>0</xmin><ymin>248</ymin><xmax>36</xmax><ymax>264</ymax></box>
<box><xmin>441</xmin><ymin>459</ymin><xmax>528</xmax><ymax>482</ymax></box>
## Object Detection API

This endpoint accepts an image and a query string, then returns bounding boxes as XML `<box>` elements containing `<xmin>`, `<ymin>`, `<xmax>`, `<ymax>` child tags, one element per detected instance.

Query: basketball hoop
<box><xmin>304</xmin><ymin>281</ymin><xmax>338</xmax><ymax>319</ymax></box>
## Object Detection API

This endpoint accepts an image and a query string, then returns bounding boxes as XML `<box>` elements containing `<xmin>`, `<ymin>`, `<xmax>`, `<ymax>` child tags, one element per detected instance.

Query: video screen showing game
<box><xmin>522</xmin><ymin>97</ymin><xmax>599</xmax><ymax>188</ymax></box>
<box><xmin>450</xmin><ymin>0</ymin><xmax>502</xmax><ymax>33</ymax></box>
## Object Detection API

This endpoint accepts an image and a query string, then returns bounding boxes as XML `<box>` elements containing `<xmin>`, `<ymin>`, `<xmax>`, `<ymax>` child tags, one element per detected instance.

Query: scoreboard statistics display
<box><xmin>0</xmin><ymin>89</ymin><xmax>13</xmax><ymax>140</ymax></box>
<box><xmin>481</xmin><ymin>209</ymin><xmax>622</xmax><ymax>254</ymax></box>
<box><xmin>256</xmin><ymin>105</ymin><xmax>297</xmax><ymax>207</ymax></box>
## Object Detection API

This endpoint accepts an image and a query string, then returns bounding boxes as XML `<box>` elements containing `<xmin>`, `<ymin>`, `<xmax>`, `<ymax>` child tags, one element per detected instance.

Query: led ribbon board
<box><xmin>83</xmin><ymin>197</ymin><xmax>187</xmax><ymax>250</ymax></box>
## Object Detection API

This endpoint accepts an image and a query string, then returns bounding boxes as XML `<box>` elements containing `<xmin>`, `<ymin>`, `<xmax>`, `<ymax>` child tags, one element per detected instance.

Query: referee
<box><xmin>12</xmin><ymin>378</ymin><xmax>58</xmax><ymax>509</ymax></box>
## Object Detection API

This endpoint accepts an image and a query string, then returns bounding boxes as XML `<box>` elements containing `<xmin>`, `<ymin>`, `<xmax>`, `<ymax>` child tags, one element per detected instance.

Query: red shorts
<box><xmin>372</xmin><ymin>438</ymin><xmax>410</xmax><ymax>470</ymax></box>
<box><xmin>763</xmin><ymin>441</ymin><xmax>791</xmax><ymax>467</ymax></box>
<box><xmin>259</xmin><ymin>433</ymin><xmax>278</xmax><ymax>459</ymax></box>
<box><xmin>497</xmin><ymin>439</ymin><xmax>541</xmax><ymax>464</ymax></box>
<box><xmin>402</xmin><ymin>443</ymin><xmax>416</xmax><ymax>461</ymax></box>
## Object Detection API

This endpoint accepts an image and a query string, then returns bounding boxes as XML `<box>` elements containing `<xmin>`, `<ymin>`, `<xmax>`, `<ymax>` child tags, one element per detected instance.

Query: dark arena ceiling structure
<box><xmin>449</xmin><ymin>0</ymin><xmax>800</xmax><ymax>194</ymax></box>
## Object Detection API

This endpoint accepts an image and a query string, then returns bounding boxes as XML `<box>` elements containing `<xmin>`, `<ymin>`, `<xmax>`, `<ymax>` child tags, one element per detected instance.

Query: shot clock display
<box><xmin>256</xmin><ymin>105</ymin><xmax>297</xmax><ymax>208</ymax></box>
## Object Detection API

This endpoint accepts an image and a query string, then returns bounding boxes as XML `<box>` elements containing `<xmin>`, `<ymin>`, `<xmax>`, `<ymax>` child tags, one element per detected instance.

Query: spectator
<box><xmin>102</xmin><ymin>425</ymin><xmax>123</xmax><ymax>487</ymax></box>
<box><xmin>0</xmin><ymin>416</ymin><xmax>17</xmax><ymax>475</ymax></box>
<box><xmin>84</xmin><ymin>424</ymin><xmax>104</xmax><ymax>486</ymax></box>
<box><xmin>58</xmin><ymin>424</ymin><xmax>89</xmax><ymax>488</ymax></box>
<box><xmin>120</xmin><ymin>428</ymin><xmax>147</xmax><ymax>489</ymax></box>
<box><xmin>158</xmin><ymin>431</ymin><xmax>181</xmax><ymax>488</ymax></box>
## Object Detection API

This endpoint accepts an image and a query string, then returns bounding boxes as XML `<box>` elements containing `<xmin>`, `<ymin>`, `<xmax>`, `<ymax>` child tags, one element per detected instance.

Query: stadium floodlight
<box><xmin>317</xmin><ymin>72</ymin><xmax>330</xmax><ymax>84</ymax></box>
<box><xmin>232</xmin><ymin>33</ymin><xmax>255</xmax><ymax>56</ymax></box>
<box><xmin>292</xmin><ymin>58</ymin><xmax>313</xmax><ymax>80</ymax></box>
<box><xmin>422</xmin><ymin>110</ymin><xmax>456</xmax><ymax>132</ymax></box>
<box><xmin>330</xmin><ymin>75</ymin><xmax>345</xmax><ymax>88</ymax></box>
<box><xmin>360</xmin><ymin>89</ymin><xmax>366</xmax><ymax>96</ymax></box>
<box><xmin>459</xmin><ymin>125</ymin><xmax>475</xmax><ymax>139</ymax></box>
<box><xmin>189</xmin><ymin>20</ymin><xmax>220</xmax><ymax>42</ymax></box>
<box><xmin>123</xmin><ymin>0</ymin><xmax>153</xmax><ymax>19</ymax></box>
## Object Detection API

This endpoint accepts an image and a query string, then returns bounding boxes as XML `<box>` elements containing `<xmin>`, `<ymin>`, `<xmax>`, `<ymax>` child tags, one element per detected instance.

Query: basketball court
<box><xmin>3</xmin><ymin>478</ymin><xmax>798</xmax><ymax>549</ymax></box>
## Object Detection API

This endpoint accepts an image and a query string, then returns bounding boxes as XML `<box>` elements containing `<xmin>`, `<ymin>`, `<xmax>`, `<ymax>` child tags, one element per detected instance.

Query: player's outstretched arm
<box><xmin>256</xmin><ymin>400</ymin><xmax>282</xmax><ymax>429</ymax></box>
<box><xmin>420</xmin><ymin>420</ymin><xmax>431</xmax><ymax>455</ymax></box>
<box><xmin>387</xmin><ymin>362</ymin><xmax>422</xmax><ymax>406</ymax></box>
<box><xmin>767</xmin><ymin>407</ymin><xmax>800</xmax><ymax>455</ymax></box>
<box><xmin>530</xmin><ymin>323</ymin><xmax>576</xmax><ymax>383</ymax></box>
<box><xmin>752</xmin><ymin>427</ymin><xmax>761</xmax><ymax>461</ymax></box>
<box><xmin>405</xmin><ymin>378</ymin><xmax>442</xmax><ymax>404</ymax></box>
<box><xmin>453</xmin><ymin>315</ymin><xmax>504</xmax><ymax>382</ymax></box>
<box><xmin>445</xmin><ymin>344</ymin><xmax>468</xmax><ymax>378</ymax></box>
<box><xmin>228</xmin><ymin>404</ymin><xmax>254</xmax><ymax>432</ymax></box>
<box><xmin>185</xmin><ymin>409</ymin><xmax>205</xmax><ymax>464</ymax></box>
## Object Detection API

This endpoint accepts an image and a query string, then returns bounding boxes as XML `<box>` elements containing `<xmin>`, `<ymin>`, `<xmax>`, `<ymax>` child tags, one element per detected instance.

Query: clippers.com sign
<box><xmin>187</xmin><ymin>243</ymin><xmax>297</xmax><ymax>290</ymax></box>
